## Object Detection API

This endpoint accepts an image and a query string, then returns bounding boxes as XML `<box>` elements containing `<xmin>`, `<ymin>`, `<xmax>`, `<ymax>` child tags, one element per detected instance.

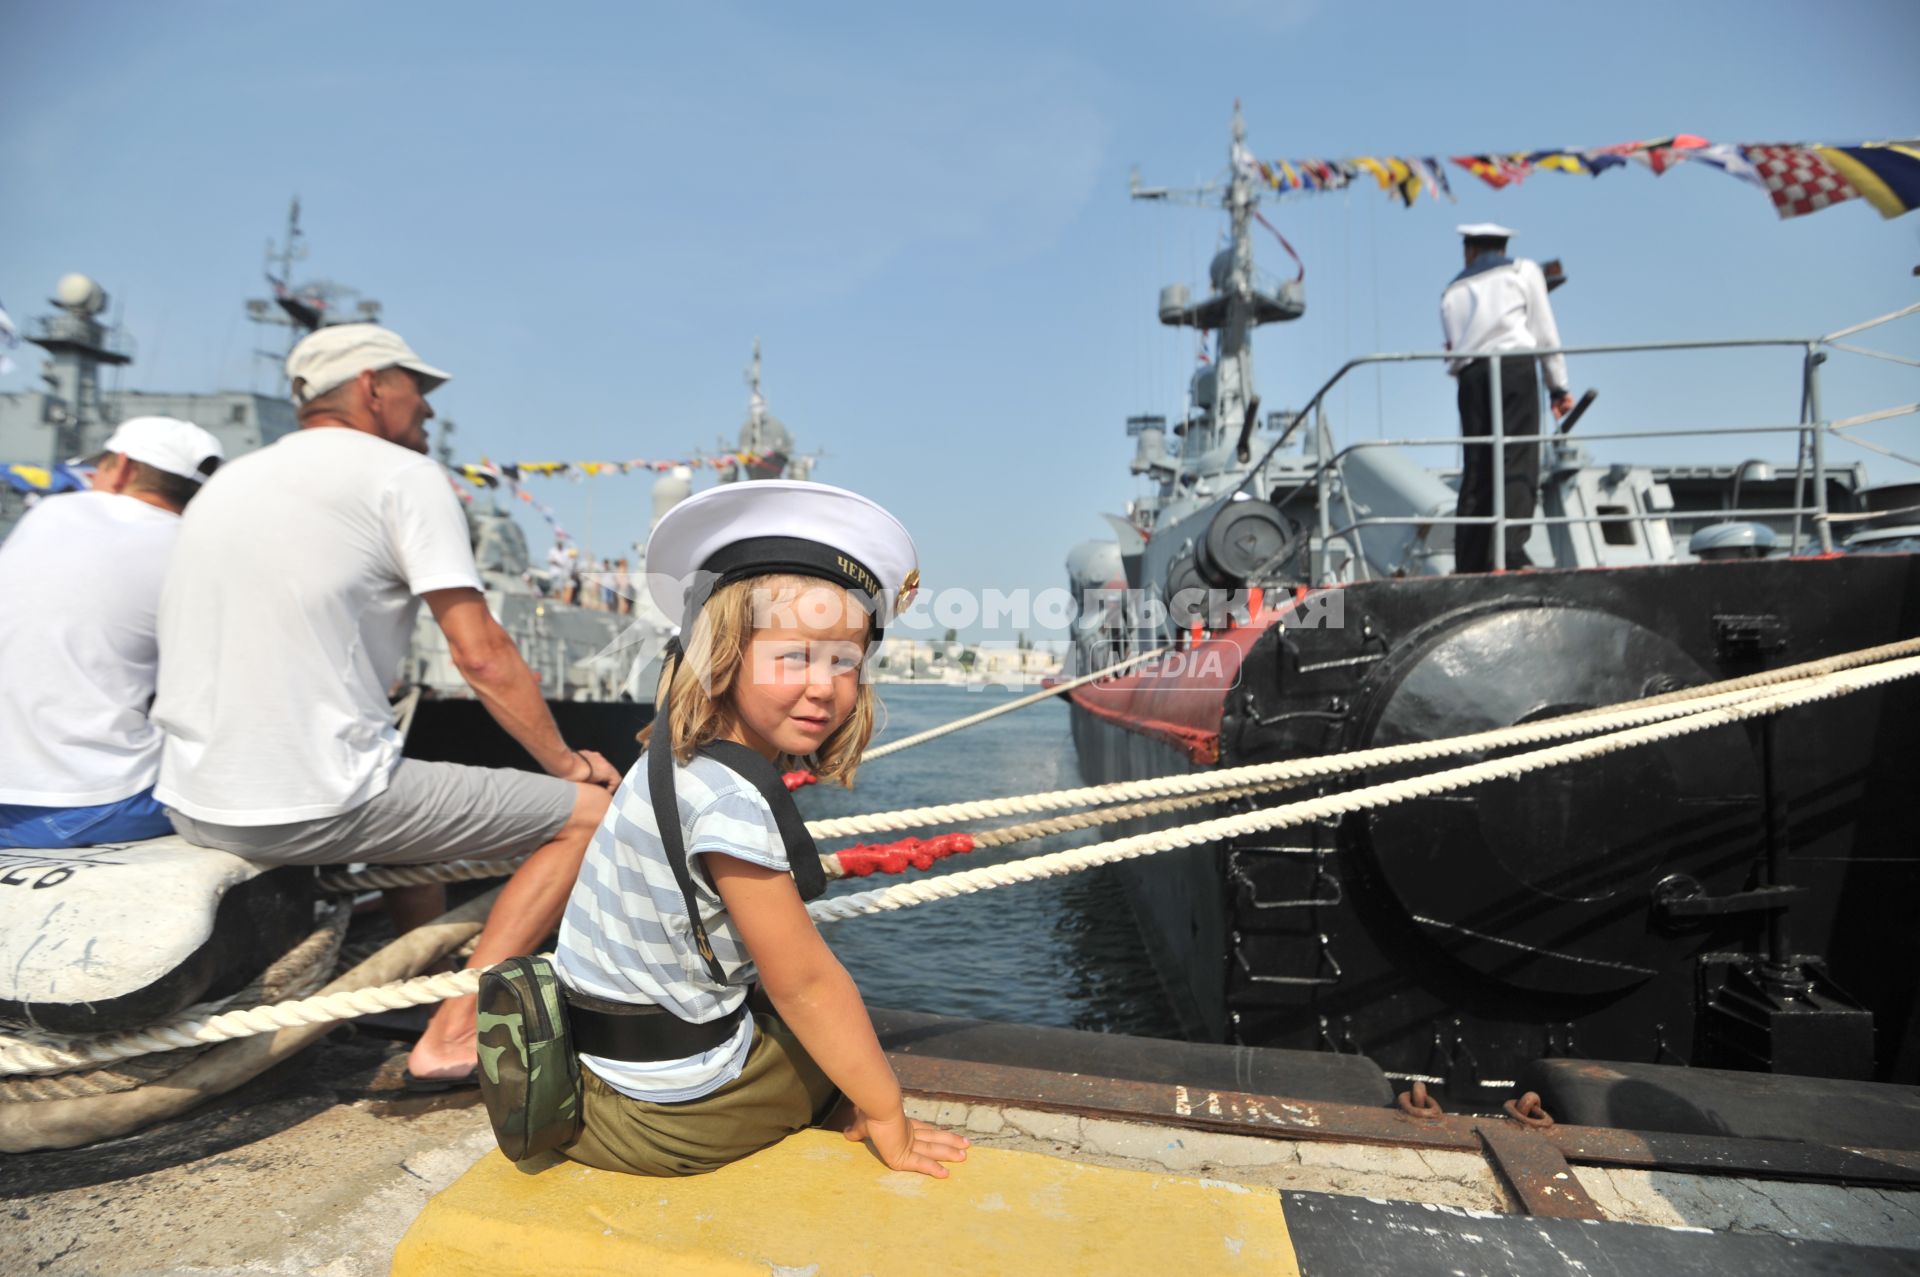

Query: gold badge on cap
<box><xmin>897</xmin><ymin>568</ymin><xmax>920</xmax><ymax>613</ymax></box>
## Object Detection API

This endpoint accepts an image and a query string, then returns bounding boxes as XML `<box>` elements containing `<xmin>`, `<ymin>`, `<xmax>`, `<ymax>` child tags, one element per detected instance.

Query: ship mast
<box><xmin>745</xmin><ymin>337</ymin><xmax>766</xmax><ymax>432</ymax></box>
<box><xmin>244</xmin><ymin>199</ymin><xmax>381</xmax><ymax>396</ymax></box>
<box><xmin>1134</xmin><ymin>103</ymin><xmax>1299</xmax><ymax>493</ymax></box>
<box><xmin>1208</xmin><ymin>101</ymin><xmax>1259</xmax><ymax>466</ymax></box>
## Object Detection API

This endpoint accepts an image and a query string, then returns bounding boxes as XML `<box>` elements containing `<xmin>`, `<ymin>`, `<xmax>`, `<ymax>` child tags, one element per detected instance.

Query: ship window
<box><xmin>229</xmin><ymin>403</ymin><xmax>246</xmax><ymax>423</ymax></box>
<box><xmin>1596</xmin><ymin>505</ymin><xmax>1639</xmax><ymax>546</ymax></box>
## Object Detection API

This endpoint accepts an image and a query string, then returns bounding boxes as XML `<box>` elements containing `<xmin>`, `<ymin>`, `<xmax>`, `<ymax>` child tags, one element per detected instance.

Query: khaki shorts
<box><xmin>563</xmin><ymin>1015</ymin><xmax>839</xmax><ymax>1178</ymax></box>
<box><xmin>168</xmin><ymin>758</ymin><xmax>577</xmax><ymax>866</ymax></box>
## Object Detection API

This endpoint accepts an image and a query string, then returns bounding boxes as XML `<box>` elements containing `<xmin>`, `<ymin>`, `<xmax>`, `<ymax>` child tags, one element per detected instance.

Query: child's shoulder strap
<box><xmin>695</xmin><ymin>742</ymin><xmax>827</xmax><ymax>904</ymax></box>
<box><xmin>645</xmin><ymin>741</ymin><xmax>828</xmax><ymax>986</ymax></box>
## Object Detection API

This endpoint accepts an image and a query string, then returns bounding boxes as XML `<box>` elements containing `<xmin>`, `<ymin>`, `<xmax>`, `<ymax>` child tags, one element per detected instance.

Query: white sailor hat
<box><xmin>645</xmin><ymin>479</ymin><xmax>920</xmax><ymax>637</ymax></box>
<box><xmin>1456</xmin><ymin>222</ymin><xmax>1516</xmax><ymax>239</ymax></box>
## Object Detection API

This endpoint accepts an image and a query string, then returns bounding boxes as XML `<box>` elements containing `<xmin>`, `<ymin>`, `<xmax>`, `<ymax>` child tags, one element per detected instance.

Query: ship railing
<box><xmin>24</xmin><ymin>314</ymin><xmax>137</xmax><ymax>363</ymax></box>
<box><xmin>1251</xmin><ymin>302</ymin><xmax>1920</xmax><ymax>584</ymax></box>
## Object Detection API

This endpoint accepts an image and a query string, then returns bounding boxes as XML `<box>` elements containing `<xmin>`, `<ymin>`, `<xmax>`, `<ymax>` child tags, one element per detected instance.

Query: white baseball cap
<box><xmin>645</xmin><ymin>479</ymin><xmax>920</xmax><ymax>636</ymax></box>
<box><xmin>284</xmin><ymin>323</ymin><xmax>451</xmax><ymax>405</ymax></box>
<box><xmin>1456</xmin><ymin>222</ymin><xmax>1516</xmax><ymax>239</ymax></box>
<box><xmin>79</xmin><ymin>416</ymin><xmax>225</xmax><ymax>483</ymax></box>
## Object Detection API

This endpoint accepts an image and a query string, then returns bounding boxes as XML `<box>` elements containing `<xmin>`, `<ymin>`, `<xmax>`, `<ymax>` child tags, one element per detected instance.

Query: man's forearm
<box><xmin>460</xmin><ymin>646</ymin><xmax>578</xmax><ymax>777</ymax></box>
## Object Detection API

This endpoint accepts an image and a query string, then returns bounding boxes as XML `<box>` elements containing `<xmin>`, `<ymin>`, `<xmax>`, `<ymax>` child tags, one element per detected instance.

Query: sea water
<box><xmin>802</xmin><ymin>683</ymin><xmax>1182</xmax><ymax>1038</ymax></box>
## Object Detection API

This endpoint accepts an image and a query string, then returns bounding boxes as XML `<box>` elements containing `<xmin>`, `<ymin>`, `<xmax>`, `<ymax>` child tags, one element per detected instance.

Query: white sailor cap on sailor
<box><xmin>645</xmin><ymin>479</ymin><xmax>920</xmax><ymax>636</ymax></box>
<box><xmin>1456</xmin><ymin>222</ymin><xmax>1516</xmax><ymax>240</ymax></box>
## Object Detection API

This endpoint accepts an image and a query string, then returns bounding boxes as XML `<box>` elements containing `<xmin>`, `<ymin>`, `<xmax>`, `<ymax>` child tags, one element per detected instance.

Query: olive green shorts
<box><xmin>562</xmin><ymin>1014</ymin><xmax>839</xmax><ymax>1177</ymax></box>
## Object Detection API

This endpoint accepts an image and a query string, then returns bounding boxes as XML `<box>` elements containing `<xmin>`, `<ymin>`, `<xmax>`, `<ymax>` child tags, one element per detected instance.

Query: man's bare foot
<box><xmin>407</xmin><ymin>1029</ymin><xmax>478</xmax><ymax>1080</ymax></box>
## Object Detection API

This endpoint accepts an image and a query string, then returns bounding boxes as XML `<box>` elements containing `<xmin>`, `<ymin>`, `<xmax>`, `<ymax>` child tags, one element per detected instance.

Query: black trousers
<box><xmin>1454</xmin><ymin>356</ymin><xmax>1541</xmax><ymax>573</ymax></box>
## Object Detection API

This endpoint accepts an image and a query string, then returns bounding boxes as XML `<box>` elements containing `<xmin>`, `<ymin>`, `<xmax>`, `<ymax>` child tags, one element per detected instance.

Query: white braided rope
<box><xmin>6</xmin><ymin>649</ymin><xmax>1911</xmax><ymax>1077</ymax></box>
<box><xmin>0</xmin><ymin>968</ymin><xmax>489</xmax><ymax>1078</ymax></box>
<box><xmin>316</xmin><ymin>640</ymin><xmax>1920</xmax><ymax>893</ymax></box>
<box><xmin>0</xmin><ymin>904</ymin><xmax>351</xmax><ymax>1100</ymax></box>
<box><xmin>806</xmin><ymin>638</ymin><xmax>1920</xmax><ymax>838</ymax></box>
<box><xmin>324</xmin><ymin>780</ymin><xmax>1303</xmax><ymax>892</ymax></box>
<box><xmin>804</xmin><ymin>653</ymin><xmax>1920</xmax><ymax>921</ymax></box>
<box><xmin>816</xmin><ymin>779</ymin><xmax>1296</xmax><ymax>880</ymax></box>
<box><xmin>1558</xmin><ymin>637</ymin><xmax>1920</xmax><ymax>718</ymax></box>
<box><xmin>316</xmin><ymin>859</ymin><xmax>524</xmax><ymax>892</ymax></box>
<box><xmin>862</xmin><ymin>648</ymin><xmax>1170</xmax><ymax>761</ymax></box>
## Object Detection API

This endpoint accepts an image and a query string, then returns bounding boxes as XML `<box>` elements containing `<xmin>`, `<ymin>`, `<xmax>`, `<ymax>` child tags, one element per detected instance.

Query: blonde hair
<box><xmin>646</xmin><ymin>573</ymin><xmax>878</xmax><ymax>786</ymax></box>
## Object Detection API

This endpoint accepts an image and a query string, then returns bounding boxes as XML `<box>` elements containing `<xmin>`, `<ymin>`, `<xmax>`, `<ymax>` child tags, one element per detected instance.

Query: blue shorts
<box><xmin>0</xmin><ymin>788</ymin><xmax>173</xmax><ymax>849</ymax></box>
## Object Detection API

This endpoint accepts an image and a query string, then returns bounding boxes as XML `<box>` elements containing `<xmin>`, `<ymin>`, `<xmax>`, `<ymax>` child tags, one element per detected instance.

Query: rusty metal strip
<box><xmin>892</xmin><ymin>1052</ymin><xmax>1473</xmax><ymax>1151</ymax></box>
<box><xmin>888</xmin><ymin>1053</ymin><xmax>1920</xmax><ymax>1190</ymax></box>
<box><xmin>1475</xmin><ymin>1121</ymin><xmax>1608</xmax><ymax>1220</ymax></box>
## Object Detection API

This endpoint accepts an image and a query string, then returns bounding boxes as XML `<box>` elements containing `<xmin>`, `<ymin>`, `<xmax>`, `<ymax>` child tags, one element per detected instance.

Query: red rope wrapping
<box><xmin>831</xmin><ymin>833</ymin><xmax>976</xmax><ymax>878</ymax></box>
<box><xmin>783</xmin><ymin>770</ymin><xmax>817</xmax><ymax>791</ymax></box>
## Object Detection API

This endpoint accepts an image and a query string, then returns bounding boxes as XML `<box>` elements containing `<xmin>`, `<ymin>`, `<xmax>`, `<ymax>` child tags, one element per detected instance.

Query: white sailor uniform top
<box><xmin>1439</xmin><ymin>257</ymin><xmax>1569</xmax><ymax>394</ymax></box>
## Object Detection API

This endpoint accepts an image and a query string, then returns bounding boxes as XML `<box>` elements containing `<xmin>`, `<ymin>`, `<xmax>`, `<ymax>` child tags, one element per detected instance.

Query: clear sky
<box><xmin>5</xmin><ymin>1</ymin><xmax>1916</xmax><ymax>638</ymax></box>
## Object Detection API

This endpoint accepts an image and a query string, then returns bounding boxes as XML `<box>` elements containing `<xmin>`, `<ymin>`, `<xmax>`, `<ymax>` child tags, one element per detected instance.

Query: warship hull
<box><xmin>1070</xmin><ymin>552</ymin><xmax>1920</xmax><ymax>1097</ymax></box>
<box><xmin>407</xmin><ymin>699</ymin><xmax>653</xmax><ymax>775</ymax></box>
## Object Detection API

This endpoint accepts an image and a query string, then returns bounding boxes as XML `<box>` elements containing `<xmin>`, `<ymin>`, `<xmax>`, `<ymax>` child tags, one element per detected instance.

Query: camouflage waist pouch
<box><xmin>476</xmin><ymin>955</ymin><xmax>582</xmax><ymax>1161</ymax></box>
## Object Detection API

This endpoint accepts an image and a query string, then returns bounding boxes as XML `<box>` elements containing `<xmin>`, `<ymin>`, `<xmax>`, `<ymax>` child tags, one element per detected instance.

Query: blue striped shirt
<box><xmin>554</xmin><ymin>752</ymin><xmax>787</xmax><ymax>1101</ymax></box>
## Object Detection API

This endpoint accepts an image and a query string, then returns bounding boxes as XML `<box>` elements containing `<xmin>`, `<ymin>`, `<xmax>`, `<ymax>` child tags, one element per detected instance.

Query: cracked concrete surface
<box><xmin>0</xmin><ymin>1038</ymin><xmax>496</xmax><ymax>1277</ymax></box>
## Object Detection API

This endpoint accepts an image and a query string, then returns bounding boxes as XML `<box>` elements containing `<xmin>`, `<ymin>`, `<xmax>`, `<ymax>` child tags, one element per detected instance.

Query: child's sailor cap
<box><xmin>1456</xmin><ymin>222</ymin><xmax>1516</xmax><ymax>240</ymax></box>
<box><xmin>645</xmin><ymin>479</ymin><xmax>920</xmax><ymax>636</ymax></box>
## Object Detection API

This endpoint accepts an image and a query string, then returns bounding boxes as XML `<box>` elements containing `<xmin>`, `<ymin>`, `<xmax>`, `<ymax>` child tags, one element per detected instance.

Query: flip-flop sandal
<box><xmin>401</xmin><ymin>1067</ymin><xmax>479</xmax><ymax>1093</ymax></box>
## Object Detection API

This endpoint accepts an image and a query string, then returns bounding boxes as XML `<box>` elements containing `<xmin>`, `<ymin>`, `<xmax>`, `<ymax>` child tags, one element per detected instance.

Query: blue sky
<box><xmin>4</xmin><ymin>1</ymin><xmax>1916</xmax><ymax>637</ymax></box>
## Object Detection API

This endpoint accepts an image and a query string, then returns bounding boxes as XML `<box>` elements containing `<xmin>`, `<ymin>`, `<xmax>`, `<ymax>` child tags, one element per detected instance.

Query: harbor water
<box><xmin>802</xmin><ymin>683</ymin><xmax>1183</xmax><ymax>1039</ymax></box>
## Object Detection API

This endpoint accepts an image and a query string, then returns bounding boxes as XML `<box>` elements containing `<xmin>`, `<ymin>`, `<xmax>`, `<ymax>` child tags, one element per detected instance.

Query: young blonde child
<box><xmin>550</xmin><ymin>481</ymin><xmax>968</xmax><ymax>1178</ymax></box>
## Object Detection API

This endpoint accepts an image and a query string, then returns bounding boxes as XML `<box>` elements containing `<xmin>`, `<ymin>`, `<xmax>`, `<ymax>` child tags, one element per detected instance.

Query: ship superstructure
<box><xmin>1065</xmin><ymin>108</ymin><xmax>1920</xmax><ymax>1101</ymax></box>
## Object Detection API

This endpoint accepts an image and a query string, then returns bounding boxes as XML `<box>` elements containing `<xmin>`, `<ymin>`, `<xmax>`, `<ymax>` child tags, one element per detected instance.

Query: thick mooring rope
<box><xmin>861</xmin><ymin>646</ymin><xmax>1170</xmax><ymax>761</ymax></box>
<box><xmin>318</xmin><ymin>779</ymin><xmax>1302</xmax><ymax>892</ymax></box>
<box><xmin>0</xmin><ymin>903</ymin><xmax>350</xmax><ymax>1102</ymax></box>
<box><xmin>804</xmin><ymin>653</ymin><xmax>1920</xmax><ymax>921</ymax></box>
<box><xmin>806</xmin><ymin>636</ymin><xmax>1920</xmax><ymax>839</ymax></box>
<box><xmin>316</xmin><ymin>638</ymin><xmax>1920</xmax><ymax>895</ymax></box>
<box><xmin>8</xmin><ymin>649</ymin><xmax>1914</xmax><ymax>1078</ymax></box>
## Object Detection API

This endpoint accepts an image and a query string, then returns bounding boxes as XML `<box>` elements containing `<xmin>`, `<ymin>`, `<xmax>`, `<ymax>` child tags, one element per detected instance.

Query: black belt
<box><xmin>564</xmin><ymin>988</ymin><xmax>751</xmax><ymax>1063</ymax></box>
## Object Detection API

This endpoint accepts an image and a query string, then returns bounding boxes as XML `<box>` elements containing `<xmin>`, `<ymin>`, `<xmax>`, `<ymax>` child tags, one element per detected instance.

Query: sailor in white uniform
<box><xmin>1440</xmin><ymin>223</ymin><xmax>1573</xmax><ymax>573</ymax></box>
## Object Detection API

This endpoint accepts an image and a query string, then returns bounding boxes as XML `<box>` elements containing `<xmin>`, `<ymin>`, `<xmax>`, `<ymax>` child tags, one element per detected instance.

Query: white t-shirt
<box><xmin>152</xmin><ymin>428</ymin><xmax>482</xmax><ymax>825</ymax></box>
<box><xmin>0</xmin><ymin>491</ymin><xmax>182</xmax><ymax>806</ymax></box>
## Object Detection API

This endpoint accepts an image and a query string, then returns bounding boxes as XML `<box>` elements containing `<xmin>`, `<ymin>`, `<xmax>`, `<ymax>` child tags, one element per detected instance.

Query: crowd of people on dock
<box><xmin>539</xmin><ymin>540</ymin><xmax>636</xmax><ymax>613</ymax></box>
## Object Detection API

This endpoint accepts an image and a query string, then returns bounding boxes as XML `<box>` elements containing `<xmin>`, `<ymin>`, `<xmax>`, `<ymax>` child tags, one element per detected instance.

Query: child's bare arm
<box><xmin>710</xmin><ymin>856</ymin><xmax>968</xmax><ymax>1178</ymax></box>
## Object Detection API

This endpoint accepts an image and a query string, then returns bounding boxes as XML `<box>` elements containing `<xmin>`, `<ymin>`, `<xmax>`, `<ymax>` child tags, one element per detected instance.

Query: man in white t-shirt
<box><xmin>152</xmin><ymin>323</ymin><xmax>619</xmax><ymax>1085</ymax></box>
<box><xmin>0</xmin><ymin>416</ymin><xmax>224</xmax><ymax>848</ymax></box>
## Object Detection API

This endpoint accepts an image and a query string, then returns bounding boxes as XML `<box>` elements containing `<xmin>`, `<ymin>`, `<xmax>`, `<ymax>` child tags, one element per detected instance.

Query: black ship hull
<box><xmin>1071</xmin><ymin>553</ymin><xmax>1920</xmax><ymax>1098</ymax></box>
<box><xmin>407</xmin><ymin>698</ymin><xmax>653</xmax><ymax>775</ymax></box>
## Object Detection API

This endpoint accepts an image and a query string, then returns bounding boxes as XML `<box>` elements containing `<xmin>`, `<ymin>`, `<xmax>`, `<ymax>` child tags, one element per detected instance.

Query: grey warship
<box><xmin>1064</xmin><ymin>107</ymin><xmax>1920</xmax><ymax>1105</ymax></box>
